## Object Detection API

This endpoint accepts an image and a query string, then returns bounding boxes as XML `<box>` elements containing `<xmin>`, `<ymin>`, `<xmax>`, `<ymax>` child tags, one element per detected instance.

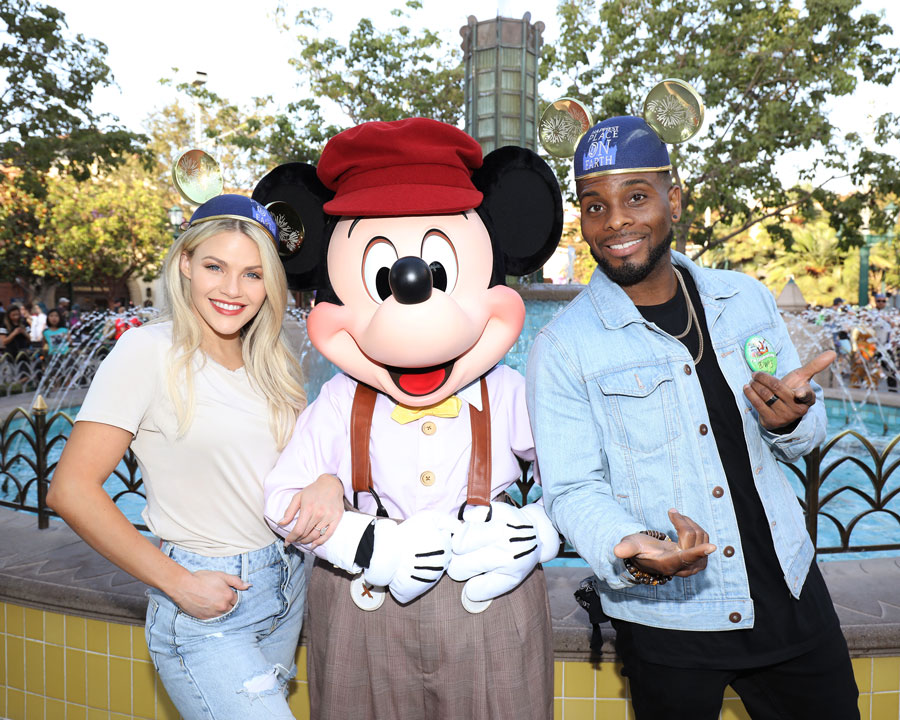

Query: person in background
<box><xmin>872</xmin><ymin>293</ymin><xmax>897</xmax><ymax>392</ymax></box>
<box><xmin>1</xmin><ymin>304</ymin><xmax>32</xmax><ymax>358</ymax></box>
<box><xmin>48</xmin><ymin>195</ymin><xmax>344</xmax><ymax>720</ymax></box>
<box><xmin>57</xmin><ymin>296</ymin><xmax>71</xmax><ymax>326</ymax></box>
<box><xmin>42</xmin><ymin>308</ymin><xmax>69</xmax><ymax>358</ymax></box>
<box><xmin>29</xmin><ymin>302</ymin><xmax>47</xmax><ymax>349</ymax></box>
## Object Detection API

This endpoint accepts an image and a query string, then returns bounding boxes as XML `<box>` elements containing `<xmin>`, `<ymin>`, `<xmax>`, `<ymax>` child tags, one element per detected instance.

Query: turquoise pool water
<box><xmin>2</xmin><ymin>395</ymin><xmax>898</xmax><ymax>564</ymax></box>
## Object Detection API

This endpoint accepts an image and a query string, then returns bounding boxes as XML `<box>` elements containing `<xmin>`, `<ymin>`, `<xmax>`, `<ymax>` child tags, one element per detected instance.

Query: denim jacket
<box><xmin>525</xmin><ymin>252</ymin><xmax>825</xmax><ymax>631</ymax></box>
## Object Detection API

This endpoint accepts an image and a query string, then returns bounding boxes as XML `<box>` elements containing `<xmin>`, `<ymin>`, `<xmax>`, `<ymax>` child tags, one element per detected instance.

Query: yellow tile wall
<box><xmin>1</xmin><ymin>600</ymin><xmax>898</xmax><ymax>719</ymax></box>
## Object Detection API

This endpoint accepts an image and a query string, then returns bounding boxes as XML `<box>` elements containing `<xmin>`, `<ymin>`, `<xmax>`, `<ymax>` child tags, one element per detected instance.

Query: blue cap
<box><xmin>574</xmin><ymin>116</ymin><xmax>672</xmax><ymax>180</ymax></box>
<box><xmin>188</xmin><ymin>194</ymin><xmax>278</xmax><ymax>243</ymax></box>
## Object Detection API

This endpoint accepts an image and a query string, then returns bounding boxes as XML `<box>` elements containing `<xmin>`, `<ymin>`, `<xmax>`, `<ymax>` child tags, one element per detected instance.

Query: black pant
<box><xmin>618</xmin><ymin>623</ymin><xmax>859</xmax><ymax>720</ymax></box>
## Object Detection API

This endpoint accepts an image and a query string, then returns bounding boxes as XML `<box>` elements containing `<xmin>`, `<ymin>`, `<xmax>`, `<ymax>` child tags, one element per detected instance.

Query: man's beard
<box><xmin>591</xmin><ymin>228</ymin><xmax>674</xmax><ymax>286</ymax></box>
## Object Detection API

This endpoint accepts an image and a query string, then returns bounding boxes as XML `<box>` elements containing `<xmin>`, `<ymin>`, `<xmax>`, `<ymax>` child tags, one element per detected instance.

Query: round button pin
<box><xmin>744</xmin><ymin>335</ymin><xmax>777</xmax><ymax>374</ymax></box>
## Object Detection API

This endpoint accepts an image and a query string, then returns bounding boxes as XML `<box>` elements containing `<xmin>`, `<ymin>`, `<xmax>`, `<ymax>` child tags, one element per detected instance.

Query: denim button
<box><xmin>683</xmin><ymin>364</ymin><xmax>692</xmax><ymax>375</ymax></box>
<box><xmin>699</xmin><ymin>424</ymin><xmax>708</xmax><ymax>435</ymax></box>
<box><xmin>723</xmin><ymin>546</ymin><xmax>735</xmax><ymax>557</ymax></box>
<box><xmin>712</xmin><ymin>486</ymin><xmax>724</xmax><ymax>498</ymax></box>
<box><xmin>729</xmin><ymin>612</ymin><xmax>741</xmax><ymax>623</ymax></box>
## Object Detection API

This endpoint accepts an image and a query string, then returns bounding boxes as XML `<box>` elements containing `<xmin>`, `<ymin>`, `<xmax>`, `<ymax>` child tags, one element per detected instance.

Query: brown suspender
<box><xmin>350</xmin><ymin>379</ymin><xmax>492</xmax><ymax>508</ymax></box>
<box><xmin>466</xmin><ymin>378</ymin><xmax>492</xmax><ymax>507</ymax></box>
<box><xmin>350</xmin><ymin>383</ymin><xmax>378</xmax><ymax>495</ymax></box>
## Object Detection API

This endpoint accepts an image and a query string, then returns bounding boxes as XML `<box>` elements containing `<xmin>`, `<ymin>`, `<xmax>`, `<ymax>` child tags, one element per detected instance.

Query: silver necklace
<box><xmin>673</xmin><ymin>267</ymin><xmax>704</xmax><ymax>365</ymax></box>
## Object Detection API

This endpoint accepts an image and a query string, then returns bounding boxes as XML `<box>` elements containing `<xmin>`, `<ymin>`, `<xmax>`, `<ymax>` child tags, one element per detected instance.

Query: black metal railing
<box><xmin>0</xmin><ymin>397</ymin><xmax>147</xmax><ymax>531</ymax></box>
<box><xmin>2</xmin><ymin>397</ymin><xmax>898</xmax><ymax>556</ymax></box>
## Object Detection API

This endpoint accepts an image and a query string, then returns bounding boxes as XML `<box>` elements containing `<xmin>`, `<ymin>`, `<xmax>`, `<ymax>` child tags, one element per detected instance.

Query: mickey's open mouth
<box><xmin>386</xmin><ymin>360</ymin><xmax>456</xmax><ymax>397</ymax></box>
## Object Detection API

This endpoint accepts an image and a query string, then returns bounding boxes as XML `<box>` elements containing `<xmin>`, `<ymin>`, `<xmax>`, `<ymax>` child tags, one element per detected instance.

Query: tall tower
<box><xmin>460</xmin><ymin>13</ymin><xmax>544</xmax><ymax>154</ymax></box>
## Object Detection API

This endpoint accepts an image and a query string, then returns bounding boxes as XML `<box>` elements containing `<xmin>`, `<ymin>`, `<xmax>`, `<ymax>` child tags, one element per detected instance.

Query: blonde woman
<box><xmin>49</xmin><ymin>195</ymin><xmax>344</xmax><ymax>719</ymax></box>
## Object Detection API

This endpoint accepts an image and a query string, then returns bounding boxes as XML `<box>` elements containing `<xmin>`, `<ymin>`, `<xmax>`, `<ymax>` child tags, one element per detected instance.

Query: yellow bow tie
<box><xmin>390</xmin><ymin>396</ymin><xmax>462</xmax><ymax>424</ymax></box>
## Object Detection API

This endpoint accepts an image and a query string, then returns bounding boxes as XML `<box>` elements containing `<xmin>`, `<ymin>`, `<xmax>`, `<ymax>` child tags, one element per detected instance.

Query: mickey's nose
<box><xmin>389</xmin><ymin>256</ymin><xmax>433</xmax><ymax>305</ymax></box>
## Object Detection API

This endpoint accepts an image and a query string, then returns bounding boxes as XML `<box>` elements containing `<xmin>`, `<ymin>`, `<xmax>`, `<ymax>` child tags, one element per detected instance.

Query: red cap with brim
<box><xmin>318</xmin><ymin>118</ymin><xmax>484</xmax><ymax>217</ymax></box>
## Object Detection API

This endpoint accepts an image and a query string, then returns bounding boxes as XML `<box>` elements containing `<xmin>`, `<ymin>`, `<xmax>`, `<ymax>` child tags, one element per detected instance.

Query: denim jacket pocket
<box><xmin>596</xmin><ymin>365</ymin><xmax>680</xmax><ymax>454</ymax></box>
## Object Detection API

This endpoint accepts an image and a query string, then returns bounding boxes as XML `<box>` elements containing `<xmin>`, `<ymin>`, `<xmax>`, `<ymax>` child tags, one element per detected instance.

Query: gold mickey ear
<box><xmin>538</xmin><ymin>97</ymin><xmax>593</xmax><ymax>158</ymax></box>
<box><xmin>171</xmin><ymin>149</ymin><xmax>224</xmax><ymax>205</ymax></box>
<box><xmin>265</xmin><ymin>201</ymin><xmax>306</xmax><ymax>258</ymax></box>
<box><xmin>643</xmin><ymin>79</ymin><xmax>705</xmax><ymax>144</ymax></box>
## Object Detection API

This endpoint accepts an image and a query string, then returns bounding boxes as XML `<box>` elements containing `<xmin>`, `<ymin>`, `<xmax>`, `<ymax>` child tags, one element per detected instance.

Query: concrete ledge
<box><xmin>2</xmin><ymin>507</ymin><xmax>899</xmax><ymax>660</ymax></box>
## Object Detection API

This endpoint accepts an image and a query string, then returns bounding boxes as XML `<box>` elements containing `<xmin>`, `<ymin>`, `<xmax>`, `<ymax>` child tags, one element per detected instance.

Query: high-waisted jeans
<box><xmin>145</xmin><ymin>540</ymin><xmax>306</xmax><ymax>720</ymax></box>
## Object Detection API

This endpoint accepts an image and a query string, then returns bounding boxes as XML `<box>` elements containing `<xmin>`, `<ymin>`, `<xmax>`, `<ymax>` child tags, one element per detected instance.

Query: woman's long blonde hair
<box><xmin>158</xmin><ymin>217</ymin><xmax>306</xmax><ymax>448</ymax></box>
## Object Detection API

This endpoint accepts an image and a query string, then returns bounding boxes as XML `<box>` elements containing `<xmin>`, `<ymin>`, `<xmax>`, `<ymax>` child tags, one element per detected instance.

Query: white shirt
<box><xmin>265</xmin><ymin>365</ymin><xmax>537</xmax><ymax>523</ymax></box>
<box><xmin>77</xmin><ymin>321</ymin><xmax>281</xmax><ymax>556</ymax></box>
<box><xmin>29</xmin><ymin>312</ymin><xmax>47</xmax><ymax>342</ymax></box>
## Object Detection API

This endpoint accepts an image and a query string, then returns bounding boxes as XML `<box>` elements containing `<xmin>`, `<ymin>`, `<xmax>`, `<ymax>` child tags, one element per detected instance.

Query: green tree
<box><xmin>145</xmin><ymin>77</ymin><xmax>291</xmax><ymax>192</ymax></box>
<box><xmin>0</xmin><ymin>166</ymin><xmax>53</xmax><ymax>297</ymax></box>
<box><xmin>544</xmin><ymin>0</ymin><xmax>900</xmax><ymax>257</ymax></box>
<box><xmin>42</xmin><ymin>163</ymin><xmax>171</xmax><ymax>301</ymax></box>
<box><xmin>0</xmin><ymin>0</ymin><xmax>146</xmax><ymax>195</ymax></box>
<box><xmin>269</xmin><ymin>0</ymin><xmax>464</xmax><ymax>163</ymax></box>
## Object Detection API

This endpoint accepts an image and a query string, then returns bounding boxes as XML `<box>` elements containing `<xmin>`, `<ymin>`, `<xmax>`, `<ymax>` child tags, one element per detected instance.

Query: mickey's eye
<box><xmin>421</xmin><ymin>231</ymin><xmax>458</xmax><ymax>293</ymax></box>
<box><xmin>362</xmin><ymin>238</ymin><xmax>398</xmax><ymax>303</ymax></box>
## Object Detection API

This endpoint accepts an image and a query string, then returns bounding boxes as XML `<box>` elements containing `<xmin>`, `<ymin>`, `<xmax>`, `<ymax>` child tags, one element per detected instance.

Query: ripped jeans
<box><xmin>145</xmin><ymin>540</ymin><xmax>306</xmax><ymax>719</ymax></box>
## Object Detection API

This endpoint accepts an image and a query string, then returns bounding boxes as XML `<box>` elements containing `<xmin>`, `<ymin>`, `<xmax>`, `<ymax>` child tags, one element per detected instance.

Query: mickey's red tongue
<box><xmin>397</xmin><ymin>367</ymin><xmax>447</xmax><ymax>395</ymax></box>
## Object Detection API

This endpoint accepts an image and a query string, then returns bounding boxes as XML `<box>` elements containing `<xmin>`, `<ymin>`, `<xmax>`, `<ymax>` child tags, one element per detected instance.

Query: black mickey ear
<box><xmin>252</xmin><ymin>163</ymin><xmax>335</xmax><ymax>291</ymax></box>
<box><xmin>471</xmin><ymin>146</ymin><xmax>563</xmax><ymax>277</ymax></box>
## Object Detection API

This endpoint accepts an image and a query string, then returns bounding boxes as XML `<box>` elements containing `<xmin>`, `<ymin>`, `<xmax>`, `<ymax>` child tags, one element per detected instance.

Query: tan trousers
<box><xmin>307</xmin><ymin>559</ymin><xmax>554</xmax><ymax>720</ymax></box>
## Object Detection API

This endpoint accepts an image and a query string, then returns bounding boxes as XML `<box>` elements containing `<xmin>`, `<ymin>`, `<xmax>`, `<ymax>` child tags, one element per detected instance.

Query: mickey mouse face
<box><xmin>252</xmin><ymin>138</ymin><xmax>564</xmax><ymax>407</ymax></box>
<box><xmin>307</xmin><ymin>212</ymin><xmax>526</xmax><ymax>406</ymax></box>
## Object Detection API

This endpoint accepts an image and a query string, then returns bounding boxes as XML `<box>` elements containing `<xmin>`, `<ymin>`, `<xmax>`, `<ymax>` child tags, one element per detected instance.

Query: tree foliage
<box><xmin>42</xmin><ymin>162</ymin><xmax>172</xmax><ymax>299</ymax></box>
<box><xmin>0</xmin><ymin>166</ymin><xmax>50</xmax><ymax>285</ymax></box>
<box><xmin>269</xmin><ymin>0</ymin><xmax>464</xmax><ymax>163</ymax></box>
<box><xmin>144</xmin><ymin>83</ymin><xmax>277</xmax><ymax>193</ymax></box>
<box><xmin>0</xmin><ymin>0</ymin><xmax>146</xmax><ymax>195</ymax></box>
<box><xmin>543</xmin><ymin>0</ymin><xmax>900</xmax><ymax>256</ymax></box>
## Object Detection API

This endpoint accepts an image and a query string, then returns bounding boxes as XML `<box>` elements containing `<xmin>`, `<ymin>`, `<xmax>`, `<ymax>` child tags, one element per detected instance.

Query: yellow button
<box><xmin>420</xmin><ymin>471</ymin><xmax>436</xmax><ymax>487</ymax></box>
<box><xmin>422</xmin><ymin>421</ymin><xmax>436</xmax><ymax>436</ymax></box>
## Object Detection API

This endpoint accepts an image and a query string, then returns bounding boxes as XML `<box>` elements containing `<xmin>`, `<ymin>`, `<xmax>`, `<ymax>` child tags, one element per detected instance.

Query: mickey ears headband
<box><xmin>538</xmin><ymin>78</ymin><xmax>705</xmax><ymax>158</ymax></box>
<box><xmin>170</xmin><ymin>148</ymin><xmax>306</xmax><ymax>259</ymax></box>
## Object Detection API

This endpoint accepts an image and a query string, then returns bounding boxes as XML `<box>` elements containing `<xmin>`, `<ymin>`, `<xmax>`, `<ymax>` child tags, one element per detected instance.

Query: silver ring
<box><xmin>318</xmin><ymin>525</ymin><xmax>328</xmax><ymax>536</ymax></box>
<box><xmin>765</xmin><ymin>394</ymin><xmax>779</xmax><ymax>407</ymax></box>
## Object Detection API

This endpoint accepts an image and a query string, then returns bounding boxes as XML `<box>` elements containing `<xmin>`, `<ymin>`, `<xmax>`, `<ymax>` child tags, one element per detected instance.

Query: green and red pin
<box><xmin>744</xmin><ymin>335</ymin><xmax>777</xmax><ymax>375</ymax></box>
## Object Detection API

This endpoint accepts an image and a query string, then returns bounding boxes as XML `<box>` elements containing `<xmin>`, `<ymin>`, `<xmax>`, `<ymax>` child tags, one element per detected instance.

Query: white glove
<box><xmin>308</xmin><ymin>511</ymin><xmax>375</xmax><ymax>574</ymax></box>
<box><xmin>364</xmin><ymin>510</ymin><xmax>459</xmax><ymax>605</ymax></box>
<box><xmin>448</xmin><ymin>502</ymin><xmax>559</xmax><ymax>602</ymax></box>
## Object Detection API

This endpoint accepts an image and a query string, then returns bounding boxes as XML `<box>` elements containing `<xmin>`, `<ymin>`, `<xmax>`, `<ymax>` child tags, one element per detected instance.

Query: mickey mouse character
<box><xmin>258</xmin><ymin>118</ymin><xmax>562</xmax><ymax>720</ymax></box>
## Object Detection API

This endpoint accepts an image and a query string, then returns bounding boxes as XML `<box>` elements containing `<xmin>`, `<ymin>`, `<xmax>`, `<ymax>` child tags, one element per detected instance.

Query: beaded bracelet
<box><xmin>623</xmin><ymin>530</ymin><xmax>674</xmax><ymax>586</ymax></box>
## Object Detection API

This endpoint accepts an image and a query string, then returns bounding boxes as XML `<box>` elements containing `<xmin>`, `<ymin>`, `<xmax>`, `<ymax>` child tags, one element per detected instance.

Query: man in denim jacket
<box><xmin>526</xmin><ymin>116</ymin><xmax>858</xmax><ymax>719</ymax></box>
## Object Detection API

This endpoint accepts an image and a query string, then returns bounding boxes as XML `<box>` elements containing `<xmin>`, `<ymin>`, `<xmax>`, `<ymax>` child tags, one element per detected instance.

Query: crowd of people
<box><xmin>0</xmin><ymin>295</ymin><xmax>147</xmax><ymax>390</ymax></box>
<box><xmin>797</xmin><ymin>293</ymin><xmax>900</xmax><ymax>391</ymax></box>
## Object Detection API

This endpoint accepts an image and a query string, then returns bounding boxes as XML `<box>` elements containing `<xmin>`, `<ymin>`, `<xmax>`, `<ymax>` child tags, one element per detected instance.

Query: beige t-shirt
<box><xmin>76</xmin><ymin>321</ymin><xmax>281</xmax><ymax>556</ymax></box>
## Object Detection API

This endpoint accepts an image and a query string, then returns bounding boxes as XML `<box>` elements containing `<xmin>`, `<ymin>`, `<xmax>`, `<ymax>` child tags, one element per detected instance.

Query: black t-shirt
<box><xmin>612</xmin><ymin>267</ymin><xmax>839</xmax><ymax>669</ymax></box>
<box><xmin>1</xmin><ymin>323</ymin><xmax>31</xmax><ymax>357</ymax></box>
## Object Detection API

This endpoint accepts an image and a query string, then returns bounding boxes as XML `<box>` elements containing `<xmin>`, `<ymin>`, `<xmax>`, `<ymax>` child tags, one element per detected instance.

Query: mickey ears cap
<box><xmin>317</xmin><ymin>118</ymin><xmax>484</xmax><ymax>216</ymax></box>
<box><xmin>189</xmin><ymin>194</ymin><xmax>279</xmax><ymax>242</ymax></box>
<box><xmin>573</xmin><ymin>116</ymin><xmax>671</xmax><ymax>181</ymax></box>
